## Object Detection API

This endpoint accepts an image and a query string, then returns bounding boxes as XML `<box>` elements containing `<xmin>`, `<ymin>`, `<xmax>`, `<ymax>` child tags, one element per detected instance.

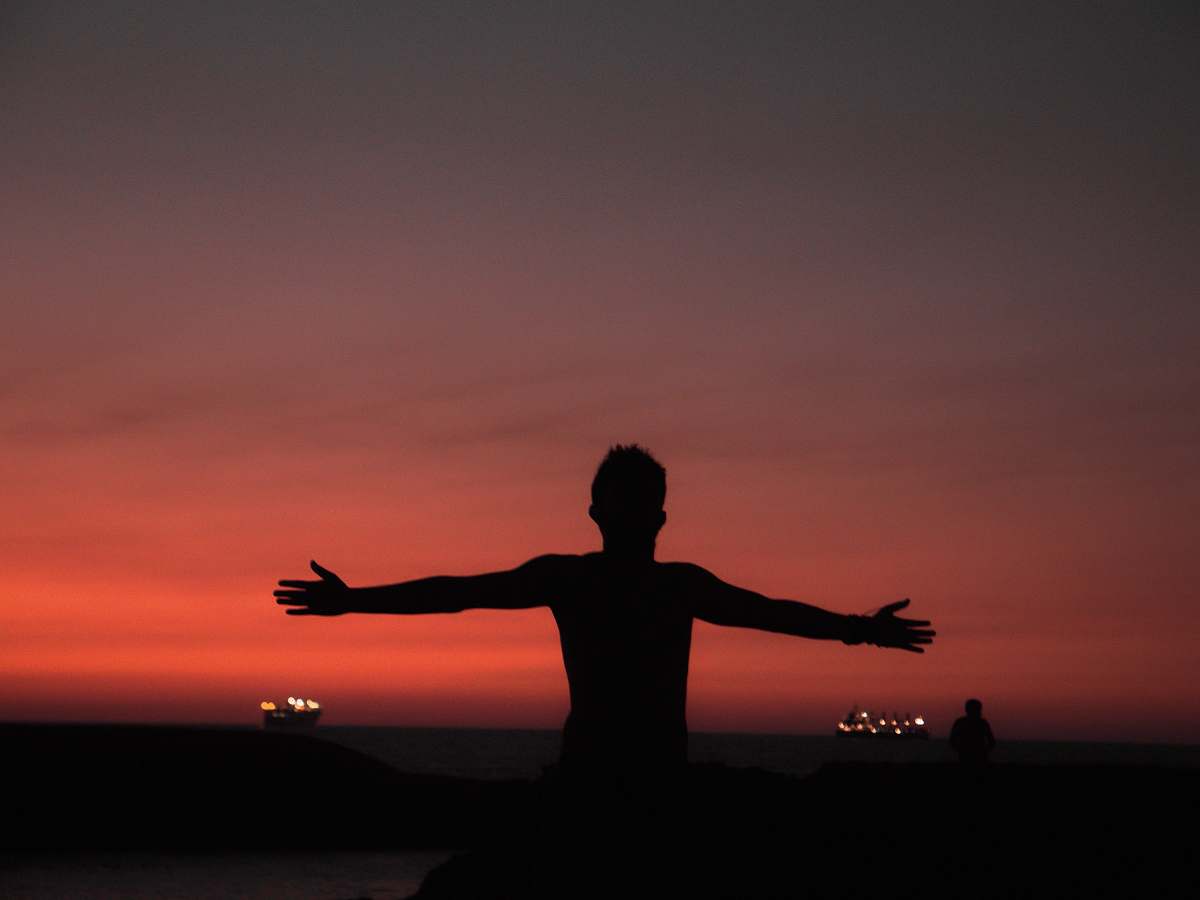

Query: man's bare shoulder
<box><xmin>654</xmin><ymin>561</ymin><xmax>736</xmax><ymax>603</ymax></box>
<box><xmin>516</xmin><ymin>552</ymin><xmax>589</xmax><ymax>577</ymax></box>
<box><xmin>654</xmin><ymin>560</ymin><xmax>715</xmax><ymax>584</ymax></box>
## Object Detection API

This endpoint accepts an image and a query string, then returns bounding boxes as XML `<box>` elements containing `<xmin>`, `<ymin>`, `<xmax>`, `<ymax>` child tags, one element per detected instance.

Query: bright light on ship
<box><xmin>260</xmin><ymin>701</ymin><xmax>276</xmax><ymax>711</ymax></box>
<box><xmin>287</xmin><ymin>697</ymin><xmax>296</xmax><ymax>705</ymax></box>
<box><xmin>306</xmin><ymin>699</ymin><xmax>320</xmax><ymax>709</ymax></box>
<box><xmin>915</xmin><ymin>717</ymin><xmax>924</xmax><ymax>726</ymax></box>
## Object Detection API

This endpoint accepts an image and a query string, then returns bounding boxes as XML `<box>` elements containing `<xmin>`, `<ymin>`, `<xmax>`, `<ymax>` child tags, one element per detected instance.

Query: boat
<box><xmin>260</xmin><ymin>696</ymin><xmax>322</xmax><ymax>730</ymax></box>
<box><xmin>835</xmin><ymin>705</ymin><xmax>929</xmax><ymax>739</ymax></box>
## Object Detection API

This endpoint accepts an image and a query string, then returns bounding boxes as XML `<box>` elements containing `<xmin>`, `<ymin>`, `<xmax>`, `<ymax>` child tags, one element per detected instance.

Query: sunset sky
<box><xmin>3</xmin><ymin>2</ymin><xmax>1197</xmax><ymax>742</ymax></box>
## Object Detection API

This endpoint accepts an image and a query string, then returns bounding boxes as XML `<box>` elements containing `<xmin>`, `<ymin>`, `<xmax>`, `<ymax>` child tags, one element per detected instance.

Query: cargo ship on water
<box><xmin>260</xmin><ymin>697</ymin><xmax>322</xmax><ymax>731</ymax></box>
<box><xmin>836</xmin><ymin>706</ymin><xmax>929</xmax><ymax>739</ymax></box>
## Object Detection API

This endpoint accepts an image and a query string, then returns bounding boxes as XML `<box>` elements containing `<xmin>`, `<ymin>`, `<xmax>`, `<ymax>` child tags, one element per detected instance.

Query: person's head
<box><xmin>965</xmin><ymin>698</ymin><xmax>983</xmax><ymax>718</ymax></box>
<box><xmin>588</xmin><ymin>444</ymin><xmax>666</xmax><ymax>558</ymax></box>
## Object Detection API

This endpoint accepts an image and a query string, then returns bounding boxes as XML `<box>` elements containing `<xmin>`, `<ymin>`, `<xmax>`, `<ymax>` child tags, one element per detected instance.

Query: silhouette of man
<box><xmin>275</xmin><ymin>444</ymin><xmax>935</xmax><ymax>776</ymax></box>
<box><xmin>949</xmin><ymin>698</ymin><xmax>996</xmax><ymax>764</ymax></box>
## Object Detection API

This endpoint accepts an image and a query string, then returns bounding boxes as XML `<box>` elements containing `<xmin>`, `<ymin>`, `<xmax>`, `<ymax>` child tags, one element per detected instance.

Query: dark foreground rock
<box><xmin>4</xmin><ymin>724</ymin><xmax>1198</xmax><ymax>897</ymax></box>
<box><xmin>413</xmin><ymin>761</ymin><xmax>1200</xmax><ymax>898</ymax></box>
<box><xmin>2</xmin><ymin>723</ymin><xmax>524</xmax><ymax>850</ymax></box>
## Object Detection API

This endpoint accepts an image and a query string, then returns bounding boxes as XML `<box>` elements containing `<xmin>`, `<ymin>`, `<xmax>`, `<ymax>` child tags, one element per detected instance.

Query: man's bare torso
<box><xmin>541</xmin><ymin>552</ymin><xmax>697</xmax><ymax>768</ymax></box>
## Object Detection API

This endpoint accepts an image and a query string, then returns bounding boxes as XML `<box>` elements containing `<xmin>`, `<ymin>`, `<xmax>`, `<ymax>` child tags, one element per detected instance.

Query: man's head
<box><xmin>965</xmin><ymin>698</ymin><xmax>983</xmax><ymax>717</ymax></box>
<box><xmin>589</xmin><ymin>444</ymin><xmax>666</xmax><ymax>557</ymax></box>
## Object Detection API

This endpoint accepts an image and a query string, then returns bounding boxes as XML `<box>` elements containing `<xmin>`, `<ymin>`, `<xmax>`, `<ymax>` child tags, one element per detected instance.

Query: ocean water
<box><xmin>315</xmin><ymin>725</ymin><xmax>1200</xmax><ymax>780</ymax></box>
<box><xmin>6</xmin><ymin>727</ymin><xmax>1198</xmax><ymax>899</ymax></box>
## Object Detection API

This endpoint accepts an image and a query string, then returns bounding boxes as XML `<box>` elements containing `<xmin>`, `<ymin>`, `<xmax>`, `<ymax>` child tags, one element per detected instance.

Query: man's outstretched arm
<box><xmin>274</xmin><ymin>556</ymin><xmax>563</xmax><ymax>616</ymax></box>
<box><xmin>684</xmin><ymin>564</ymin><xmax>935</xmax><ymax>652</ymax></box>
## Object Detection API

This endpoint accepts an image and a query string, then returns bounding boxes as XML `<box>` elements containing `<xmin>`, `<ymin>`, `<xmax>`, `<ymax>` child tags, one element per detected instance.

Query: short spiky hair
<box><xmin>590</xmin><ymin>444</ymin><xmax>667</xmax><ymax>507</ymax></box>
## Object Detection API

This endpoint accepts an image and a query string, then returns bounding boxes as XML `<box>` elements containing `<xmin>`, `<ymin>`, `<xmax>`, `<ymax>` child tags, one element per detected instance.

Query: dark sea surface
<box><xmin>5</xmin><ymin>726</ymin><xmax>1198</xmax><ymax>899</ymax></box>
<box><xmin>315</xmin><ymin>725</ymin><xmax>1200</xmax><ymax>780</ymax></box>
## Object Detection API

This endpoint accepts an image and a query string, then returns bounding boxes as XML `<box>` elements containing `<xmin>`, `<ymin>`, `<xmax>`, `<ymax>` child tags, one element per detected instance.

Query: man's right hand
<box><xmin>274</xmin><ymin>560</ymin><xmax>351</xmax><ymax>616</ymax></box>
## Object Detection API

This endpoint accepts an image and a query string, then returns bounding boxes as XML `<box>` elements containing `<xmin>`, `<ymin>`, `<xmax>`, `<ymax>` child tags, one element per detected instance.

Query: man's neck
<box><xmin>600</xmin><ymin>541</ymin><xmax>656</xmax><ymax>564</ymax></box>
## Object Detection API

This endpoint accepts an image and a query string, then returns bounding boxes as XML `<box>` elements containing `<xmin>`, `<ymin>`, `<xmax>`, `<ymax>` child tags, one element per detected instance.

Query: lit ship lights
<box><xmin>835</xmin><ymin>706</ymin><xmax>929</xmax><ymax>739</ymax></box>
<box><xmin>260</xmin><ymin>696</ymin><xmax>322</xmax><ymax>730</ymax></box>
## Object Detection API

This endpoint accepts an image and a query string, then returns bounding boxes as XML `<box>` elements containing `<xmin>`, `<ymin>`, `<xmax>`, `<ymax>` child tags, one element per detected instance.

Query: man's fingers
<box><xmin>274</xmin><ymin>589</ymin><xmax>323</xmax><ymax>600</ymax></box>
<box><xmin>278</xmin><ymin>579</ymin><xmax>321</xmax><ymax>588</ymax></box>
<box><xmin>311</xmin><ymin>559</ymin><xmax>337</xmax><ymax>580</ymax></box>
<box><xmin>275</xmin><ymin>596</ymin><xmax>315</xmax><ymax>606</ymax></box>
<box><xmin>884</xmin><ymin>642</ymin><xmax>924</xmax><ymax>653</ymax></box>
<box><xmin>895</xmin><ymin>617</ymin><xmax>931</xmax><ymax>627</ymax></box>
<box><xmin>882</xmin><ymin>629</ymin><xmax>934</xmax><ymax>645</ymax></box>
<box><xmin>286</xmin><ymin>607</ymin><xmax>342</xmax><ymax>617</ymax></box>
<box><xmin>878</xmin><ymin>598</ymin><xmax>911</xmax><ymax>614</ymax></box>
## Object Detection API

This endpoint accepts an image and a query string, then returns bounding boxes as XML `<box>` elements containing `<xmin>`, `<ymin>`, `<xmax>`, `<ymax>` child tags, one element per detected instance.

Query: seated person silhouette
<box><xmin>949</xmin><ymin>698</ymin><xmax>996</xmax><ymax>764</ymax></box>
<box><xmin>275</xmin><ymin>444</ymin><xmax>935</xmax><ymax>781</ymax></box>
